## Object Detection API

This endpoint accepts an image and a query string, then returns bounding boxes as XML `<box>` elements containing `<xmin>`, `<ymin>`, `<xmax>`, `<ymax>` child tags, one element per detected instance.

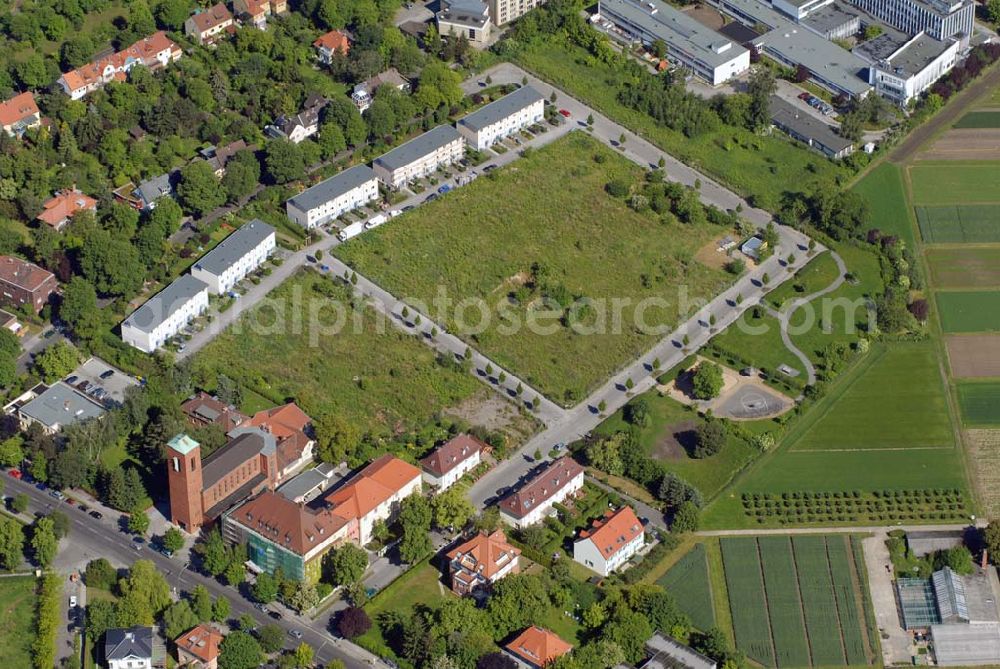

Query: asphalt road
<box><xmin>5</xmin><ymin>475</ymin><xmax>382</xmax><ymax>669</ymax></box>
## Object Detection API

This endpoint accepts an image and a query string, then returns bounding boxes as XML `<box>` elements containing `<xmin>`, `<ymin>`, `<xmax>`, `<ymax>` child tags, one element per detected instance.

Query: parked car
<box><xmin>65</xmin><ymin>375</ymin><xmax>78</xmax><ymax>385</ymax></box>
<box><xmin>77</xmin><ymin>381</ymin><xmax>90</xmax><ymax>392</ymax></box>
<box><xmin>798</xmin><ymin>91</ymin><xmax>810</xmax><ymax>101</ymax></box>
<box><xmin>7</xmin><ymin>469</ymin><xmax>21</xmax><ymax>479</ymax></box>
<box><xmin>402</xmin><ymin>206</ymin><xmax>415</xmax><ymax>212</ymax></box>
<box><xmin>89</xmin><ymin>510</ymin><xmax>103</xmax><ymax>520</ymax></box>
<box><xmin>268</xmin><ymin>611</ymin><xmax>282</xmax><ymax>620</ymax></box>
<box><xmin>483</xmin><ymin>164</ymin><xmax>498</xmax><ymax>172</ymax></box>
<box><xmin>77</xmin><ymin>504</ymin><xmax>88</xmax><ymax>513</ymax></box>
<box><xmin>69</xmin><ymin>596</ymin><xmax>77</xmax><ymax>608</ymax></box>
<box><xmin>49</xmin><ymin>490</ymin><xmax>65</xmax><ymax>501</ymax></box>
<box><xmin>437</xmin><ymin>184</ymin><xmax>452</xmax><ymax>195</ymax></box>
<box><xmin>290</xmin><ymin>630</ymin><xmax>303</xmax><ymax>639</ymax></box>
<box><xmin>425</xmin><ymin>193</ymin><xmax>438</xmax><ymax>203</ymax></box>
<box><xmin>388</xmin><ymin>209</ymin><xmax>402</xmax><ymax>218</ymax></box>
<box><xmin>35</xmin><ymin>482</ymin><xmax>46</xmax><ymax>491</ymax></box>
<box><xmin>99</xmin><ymin>370</ymin><xmax>114</xmax><ymax>379</ymax></box>
<box><xmin>558</xmin><ymin>109</ymin><xmax>571</xmax><ymax>117</ymax></box>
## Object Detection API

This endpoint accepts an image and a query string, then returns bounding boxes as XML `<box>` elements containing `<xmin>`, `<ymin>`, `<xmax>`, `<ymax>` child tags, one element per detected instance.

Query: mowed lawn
<box><xmin>957</xmin><ymin>382</ymin><xmax>1000</xmax><ymax>425</ymax></box>
<box><xmin>0</xmin><ymin>576</ymin><xmax>37</xmax><ymax>669</ymax></box>
<box><xmin>927</xmin><ymin>247</ymin><xmax>1000</xmax><ymax>288</ymax></box>
<box><xmin>765</xmin><ymin>251</ymin><xmax>841</xmax><ymax>310</ymax></box>
<box><xmin>791</xmin><ymin>343</ymin><xmax>953</xmax><ymax>450</ymax></box>
<box><xmin>954</xmin><ymin>111</ymin><xmax>1000</xmax><ymax>128</ymax></box>
<box><xmin>909</xmin><ymin>162</ymin><xmax>1000</xmax><ymax>204</ymax></box>
<box><xmin>852</xmin><ymin>163</ymin><xmax>916</xmax><ymax>246</ymax></box>
<box><xmin>191</xmin><ymin>272</ymin><xmax>481</xmax><ymax>437</ymax></box>
<box><xmin>337</xmin><ymin>133</ymin><xmax>730</xmax><ymax>402</ymax></box>
<box><xmin>709</xmin><ymin>310</ymin><xmax>805</xmax><ymax>380</ymax></box>
<box><xmin>936</xmin><ymin>291</ymin><xmax>1000</xmax><ymax>332</ymax></box>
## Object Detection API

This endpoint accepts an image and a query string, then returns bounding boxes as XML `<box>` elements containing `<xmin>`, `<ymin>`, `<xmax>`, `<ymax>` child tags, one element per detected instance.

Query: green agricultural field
<box><xmin>337</xmin><ymin>133</ymin><xmax>730</xmax><ymax>403</ymax></box>
<box><xmin>915</xmin><ymin>204</ymin><xmax>1000</xmax><ymax>243</ymax></box>
<box><xmin>851</xmin><ymin>163</ymin><xmax>916</xmax><ymax>246</ymax></box>
<box><xmin>658</xmin><ymin>544</ymin><xmax>716</xmax><ymax>631</ymax></box>
<box><xmin>927</xmin><ymin>247</ymin><xmax>1000</xmax><ymax>287</ymax></box>
<box><xmin>511</xmin><ymin>39</ymin><xmax>850</xmax><ymax>212</ymax></box>
<box><xmin>954</xmin><ymin>111</ymin><xmax>1000</xmax><ymax>128</ymax></box>
<box><xmin>909</xmin><ymin>163</ymin><xmax>1000</xmax><ymax>205</ymax></box>
<box><xmin>720</xmin><ymin>535</ymin><xmax>875</xmax><ymax>668</ymax></box>
<box><xmin>720</xmin><ymin>537</ymin><xmax>775</xmax><ymax>667</ymax></box>
<box><xmin>937</xmin><ymin>291</ymin><xmax>1000</xmax><ymax>332</ymax></box>
<box><xmin>594</xmin><ymin>390</ymin><xmax>761</xmax><ymax>500</ymax></box>
<box><xmin>790</xmin><ymin>344</ymin><xmax>953</xmax><ymax>451</ymax></box>
<box><xmin>191</xmin><ymin>271</ymin><xmax>483</xmax><ymax>439</ymax></box>
<box><xmin>0</xmin><ymin>576</ymin><xmax>37</xmax><ymax>669</ymax></box>
<box><xmin>757</xmin><ymin>537</ymin><xmax>811</xmax><ymax>667</ymax></box>
<box><xmin>957</xmin><ymin>382</ymin><xmax>1000</xmax><ymax>425</ymax></box>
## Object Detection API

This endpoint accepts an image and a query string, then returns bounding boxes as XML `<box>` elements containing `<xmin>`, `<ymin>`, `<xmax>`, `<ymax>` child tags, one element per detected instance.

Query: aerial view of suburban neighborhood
<box><xmin>3</xmin><ymin>0</ymin><xmax>1000</xmax><ymax>665</ymax></box>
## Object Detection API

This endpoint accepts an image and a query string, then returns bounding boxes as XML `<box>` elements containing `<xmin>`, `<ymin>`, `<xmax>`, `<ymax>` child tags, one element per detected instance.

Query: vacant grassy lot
<box><xmin>957</xmin><ymin>382</ymin><xmax>1000</xmax><ymax>425</ymax></box>
<box><xmin>192</xmin><ymin>271</ymin><xmax>482</xmax><ymax>438</ymax></box>
<box><xmin>927</xmin><ymin>247</ymin><xmax>1000</xmax><ymax>287</ymax></box>
<box><xmin>337</xmin><ymin>133</ymin><xmax>730</xmax><ymax>402</ymax></box>
<box><xmin>954</xmin><ymin>111</ymin><xmax>1000</xmax><ymax>128</ymax></box>
<box><xmin>909</xmin><ymin>162</ymin><xmax>1000</xmax><ymax>204</ymax></box>
<box><xmin>936</xmin><ymin>291</ymin><xmax>1000</xmax><ymax>332</ymax></box>
<box><xmin>0</xmin><ymin>576</ymin><xmax>37</xmax><ymax>669</ymax></box>
<box><xmin>707</xmin><ymin>310</ymin><xmax>806</xmax><ymax>385</ymax></box>
<box><xmin>511</xmin><ymin>39</ymin><xmax>849</xmax><ymax>212</ymax></box>
<box><xmin>790</xmin><ymin>344</ymin><xmax>953</xmax><ymax>451</ymax></box>
<box><xmin>658</xmin><ymin>544</ymin><xmax>715</xmax><ymax>631</ymax></box>
<box><xmin>915</xmin><ymin>204</ymin><xmax>1000</xmax><ymax>243</ymax></box>
<box><xmin>852</xmin><ymin>163</ymin><xmax>916</xmax><ymax>246</ymax></box>
<box><xmin>720</xmin><ymin>535</ymin><xmax>876</xmax><ymax>668</ymax></box>
<box><xmin>595</xmin><ymin>390</ymin><xmax>762</xmax><ymax>500</ymax></box>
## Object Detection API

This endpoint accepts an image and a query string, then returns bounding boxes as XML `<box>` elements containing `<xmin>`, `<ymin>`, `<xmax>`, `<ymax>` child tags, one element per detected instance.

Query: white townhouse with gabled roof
<box><xmin>372</xmin><ymin>125</ymin><xmax>465</xmax><ymax>189</ymax></box>
<box><xmin>190</xmin><ymin>219</ymin><xmax>275</xmax><ymax>294</ymax></box>
<box><xmin>285</xmin><ymin>164</ymin><xmax>379</xmax><ymax>229</ymax></box>
<box><xmin>121</xmin><ymin>275</ymin><xmax>209</xmax><ymax>353</ymax></box>
<box><xmin>457</xmin><ymin>86</ymin><xmax>545</xmax><ymax>151</ymax></box>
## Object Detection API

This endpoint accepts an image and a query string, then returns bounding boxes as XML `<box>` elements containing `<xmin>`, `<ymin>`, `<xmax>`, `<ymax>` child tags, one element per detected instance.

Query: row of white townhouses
<box><xmin>121</xmin><ymin>220</ymin><xmax>275</xmax><ymax>353</ymax></box>
<box><xmin>285</xmin><ymin>85</ymin><xmax>545</xmax><ymax>229</ymax></box>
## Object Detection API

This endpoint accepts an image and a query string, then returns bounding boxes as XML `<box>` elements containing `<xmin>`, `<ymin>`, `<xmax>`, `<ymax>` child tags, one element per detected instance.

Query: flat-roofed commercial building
<box><xmin>438</xmin><ymin>0</ymin><xmax>493</xmax><ymax>45</ymax></box>
<box><xmin>867</xmin><ymin>32</ymin><xmax>959</xmax><ymax>105</ymax></box>
<box><xmin>457</xmin><ymin>86</ymin><xmax>545</xmax><ymax>150</ymax></box>
<box><xmin>121</xmin><ymin>275</ymin><xmax>209</xmax><ymax>353</ymax></box>
<box><xmin>847</xmin><ymin>0</ymin><xmax>972</xmax><ymax>42</ymax></box>
<box><xmin>753</xmin><ymin>26</ymin><xmax>872</xmax><ymax>98</ymax></box>
<box><xmin>372</xmin><ymin>125</ymin><xmax>466</xmax><ymax>189</ymax></box>
<box><xmin>773</xmin><ymin>0</ymin><xmax>833</xmax><ymax>19</ymax></box>
<box><xmin>769</xmin><ymin>96</ymin><xmax>855</xmax><ymax>158</ymax></box>
<box><xmin>191</xmin><ymin>219</ymin><xmax>275</xmax><ymax>294</ymax></box>
<box><xmin>286</xmin><ymin>165</ymin><xmax>379</xmax><ymax>229</ymax></box>
<box><xmin>598</xmin><ymin>0</ymin><xmax>750</xmax><ymax>85</ymax></box>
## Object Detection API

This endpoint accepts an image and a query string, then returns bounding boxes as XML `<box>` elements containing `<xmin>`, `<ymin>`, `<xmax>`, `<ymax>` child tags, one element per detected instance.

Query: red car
<box><xmin>798</xmin><ymin>92</ymin><xmax>811</xmax><ymax>101</ymax></box>
<box><xmin>558</xmin><ymin>109</ymin><xmax>571</xmax><ymax>118</ymax></box>
<box><xmin>8</xmin><ymin>469</ymin><xmax>21</xmax><ymax>479</ymax></box>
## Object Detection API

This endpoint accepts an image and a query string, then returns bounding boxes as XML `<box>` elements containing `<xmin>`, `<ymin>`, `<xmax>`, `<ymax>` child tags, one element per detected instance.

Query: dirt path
<box><xmin>889</xmin><ymin>62</ymin><xmax>1000</xmax><ymax>165</ymax></box>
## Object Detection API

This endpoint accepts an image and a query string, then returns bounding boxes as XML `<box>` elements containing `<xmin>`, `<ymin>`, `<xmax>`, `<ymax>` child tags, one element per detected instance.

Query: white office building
<box><xmin>598</xmin><ymin>0</ymin><xmax>750</xmax><ymax>86</ymax></box>
<box><xmin>285</xmin><ymin>165</ymin><xmax>379</xmax><ymax>229</ymax></box>
<box><xmin>372</xmin><ymin>125</ymin><xmax>466</xmax><ymax>189</ymax></box>
<box><xmin>847</xmin><ymin>0</ymin><xmax>973</xmax><ymax>41</ymax></box>
<box><xmin>191</xmin><ymin>219</ymin><xmax>276</xmax><ymax>294</ymax></box>
<box><xmin>772</xmin><ymin>0</ymin><xmax>833</xmax><ymax>19</ymax></box>
<box><xmin>121</xmin><ymin>275</ymin><xmax>209</xmax><ymax>353</ymax></box>
<box><xmin>868</xmin><ymin>32</ymin><xmax>960</xmax><ymax>105</ymax></box>
<box><xmin>457</xmin><ymin>86</ymin><xmax>545</xmax><ymax>151</ymax></box>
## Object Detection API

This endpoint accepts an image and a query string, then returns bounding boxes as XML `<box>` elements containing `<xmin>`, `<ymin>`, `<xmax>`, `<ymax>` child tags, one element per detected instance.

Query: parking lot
<box><xmin>65</xmin><ymin>356</ymin><xmax>140</xmax><ymax>405</ymax></box>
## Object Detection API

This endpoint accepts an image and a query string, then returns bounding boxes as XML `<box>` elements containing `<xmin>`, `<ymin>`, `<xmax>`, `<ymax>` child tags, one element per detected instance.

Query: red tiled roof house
<box><xmin>0</xmin><ymin>256</ymin><xmax>58</xmax><ymax>313</ymax></box>
<box><xmin>447</xmin><ymin>529</ymin><xmax>520</xmax><ymax>596</ymax></box>
<box><xmin>572</xmin><ymin>506</ymin><xmax>645</xmax><ymax>576</ymax></box>
<box><xmin>181</xmin><ymin>392</ymin><xmax>247</xmax><ymax>432</ymax></box>
<box><xmin>58</xmin><ymin>31</ymin><xmax>183</xmax><ymax>100</ymax></box>
<box><xmin>248</xmin><ymin>402</ymin><xmax>315</xmax><ymax>480</ymax></box>
<box><xmin>499</xmin><ymin>456</ymin><xmax>584</xmax><ymax>529</ymax></box>
<box><xmin>174</xmin><ymin>624</ymin><xmax>223</xmax><ymax>669</ymax></box>
<box><xmin>0</xmin><ymin>92</ymin><xmax>41</xmax><ymax>137</ymax></box>
<box><xmin>37</xmin><ymin>188</ymin><xmax>97</xmax><ymax>231</ymax></box>
<box><xmin>323</xmin><ymin>454</ymin><xmax>423</xmax><ymax>544</ymax></box>
<box><xmin>505</xmin><ymin>627</ymin><xmax>572</xmax><ymax>669</ymax></box>
<box><xmin>420</xmin><ymin>433</ymin><xmax>484</xmax><ymax>491</ymax></box>
<box><xmin>184</xmin><ymin>3</ymin><xmax>235</xmax><ymax>45</ymax></box>
<box><xmin>313</xmin><ymin>30</ymin><xmax>350</xmax><ymax>64</ymax></box>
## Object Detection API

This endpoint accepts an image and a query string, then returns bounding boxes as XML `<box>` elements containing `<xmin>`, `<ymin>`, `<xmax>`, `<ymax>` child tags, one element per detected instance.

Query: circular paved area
<box><xmin>716</xmin><ymin>383</ymin><xmax>793</xmax><ymax>420</ymax></box>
